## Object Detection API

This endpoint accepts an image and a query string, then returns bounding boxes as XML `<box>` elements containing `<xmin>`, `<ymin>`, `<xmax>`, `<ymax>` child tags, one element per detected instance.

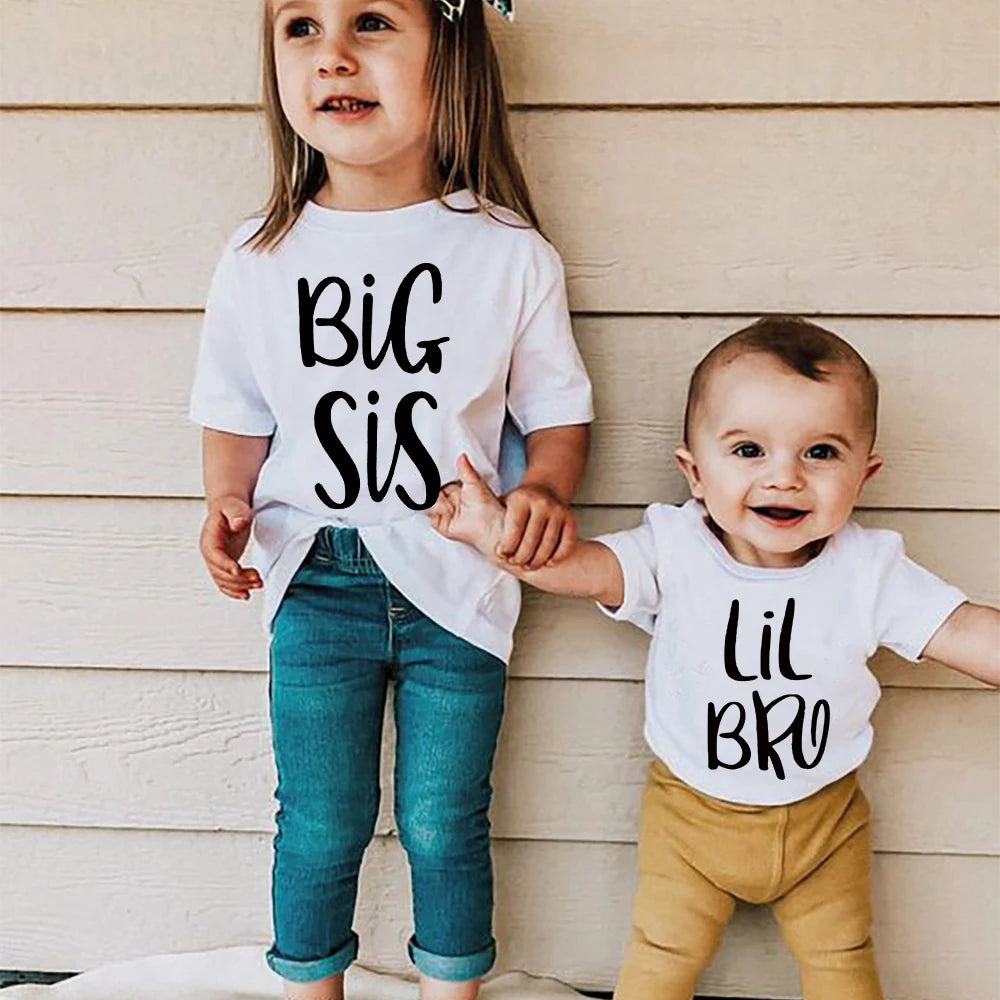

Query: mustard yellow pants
<box><xmin>614</xmin><ymin>760</ymin><xmax>883</xmax><ymax>1000</ymax></box>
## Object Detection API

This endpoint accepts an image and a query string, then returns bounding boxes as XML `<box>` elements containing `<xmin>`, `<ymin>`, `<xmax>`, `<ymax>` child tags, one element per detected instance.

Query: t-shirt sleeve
<box><xmin>871</xmin><ymin>531</ymin><xmax>968</xmax><ymax>662</ymax></box>
<box><xmin>188</xmin><ymin>239</ymin><xmax>276</xmax><ymax>437</ymax></box>
<box><xmin>593</xmin><ymin>507</ymin><xmax>662</xmax><ymax>634</ymax></box>
<box><xmin>506</xmin><ymin>239</ymin><xmax>594</xmax><ymax>434</ymax></box>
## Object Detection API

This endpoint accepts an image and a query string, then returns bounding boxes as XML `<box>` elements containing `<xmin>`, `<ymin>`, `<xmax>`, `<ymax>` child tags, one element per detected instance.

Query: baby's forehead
<box><xmin>696</xmin><ymin>353</ymin><xmax>867</xmax><ymax>432</ymax></box>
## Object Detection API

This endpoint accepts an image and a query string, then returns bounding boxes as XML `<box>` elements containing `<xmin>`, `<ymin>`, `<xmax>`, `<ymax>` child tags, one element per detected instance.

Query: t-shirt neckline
<box><xmin>683</xmin><ymin>498</ymin><xmax>838</xmax><ymax>580</ymax></box>
<box><xmin>300</xmin><ymin>188</ymin><xmax>478</xmax><ymax>234</ymax></box>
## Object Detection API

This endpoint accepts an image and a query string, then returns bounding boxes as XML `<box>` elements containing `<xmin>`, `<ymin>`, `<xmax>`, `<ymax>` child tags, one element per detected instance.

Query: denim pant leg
<box><xmin>265</xmin><ymin>531</ymin><xmax>389</xmax><ymax>984</ymax></box>
<box><xmin>390</xmin><ymin>584</ymin><xmax>507</xmax><ymax>981</ymax></box>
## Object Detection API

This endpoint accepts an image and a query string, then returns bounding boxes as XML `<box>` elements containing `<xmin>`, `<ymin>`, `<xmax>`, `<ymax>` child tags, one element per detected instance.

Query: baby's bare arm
<box><xmin>431</xmin><ymin>454</ymin><xmax>625</xmax><ymax>607</ymax></box>
<box><xmin>921</xmin><ymin>602</ymin><xmax>1000</xmax><ymax>687</ymax></box>
<box><xmin>506</xmin><ymin>539</ymin><xmax>625</xmax><ymax>607</ymax></box>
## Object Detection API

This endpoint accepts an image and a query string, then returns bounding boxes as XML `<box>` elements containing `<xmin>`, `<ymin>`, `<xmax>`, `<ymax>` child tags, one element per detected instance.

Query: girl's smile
<box><xmin>316</xmin><ymin>92</ymin><xmax>380</xmax><ymax>121</ymax></box>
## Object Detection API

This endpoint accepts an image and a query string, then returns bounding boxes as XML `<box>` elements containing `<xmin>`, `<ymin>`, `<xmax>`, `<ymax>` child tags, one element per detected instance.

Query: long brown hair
<box><xmin>245</xmin><ymin>0</ymin><xmax>539</xmax><ymax>252</ymax></box>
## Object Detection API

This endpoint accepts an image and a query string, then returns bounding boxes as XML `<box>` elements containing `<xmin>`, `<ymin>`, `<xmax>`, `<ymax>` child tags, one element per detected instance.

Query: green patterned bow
<box><xmin>436</xmin><ymin>0</ymin><xmax>514</xmax><ymax>22</ymax></box>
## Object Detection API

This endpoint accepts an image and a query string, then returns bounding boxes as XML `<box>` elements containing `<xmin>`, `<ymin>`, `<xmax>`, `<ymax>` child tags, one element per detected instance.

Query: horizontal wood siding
<box><xmin>1</xmin><ymin>668</ymin><xmax>997</xmax><ymax>854</ymax></box>
<box><xmin>1</xmin><ymin>829</ymin><xmax>997</xmax><ymax>999</ymax></box>
<box><xmin>2</xmin><ymin>111</ymin><xmax>997</xmax><ymax>314</ymax></box>
<box><xmin>2</xmin><ymin>1</ymin><xmax>998</xmax><ymax>106</ymax></box>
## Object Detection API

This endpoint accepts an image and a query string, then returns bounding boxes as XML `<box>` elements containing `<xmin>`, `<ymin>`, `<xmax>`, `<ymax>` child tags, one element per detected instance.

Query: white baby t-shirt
<box><xmin>596</xmin><ymin>499</ymin><xmax>967</xmax><ymax>805</ymax></box>
<box><xmin>189</xmin><ymin>191</ymin><xmax>594</xmax><ymax>661</ymax></box>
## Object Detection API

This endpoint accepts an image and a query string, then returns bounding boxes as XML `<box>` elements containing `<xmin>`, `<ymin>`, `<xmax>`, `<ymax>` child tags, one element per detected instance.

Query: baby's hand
<box><xmin>429</xmin><ymin>455</ymin><xmax>505</xmax><ymax>557</ymax></box>
<box><xmin>198</xmin><ymin>496</ymin><xmax>263</xmax><ymax>601</ymax></box>
<box><xmin>497</xmin><ymin>482</ymin><xmax>577</xmax><ymax>571</ymax></box>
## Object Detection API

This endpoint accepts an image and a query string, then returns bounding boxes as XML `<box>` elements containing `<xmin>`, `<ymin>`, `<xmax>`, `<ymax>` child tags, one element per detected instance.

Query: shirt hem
<box><xmin>510</xmin><ymin>405</ymin><xmax>595</xmax><ymax>437</ymax></box>
<box><xmin>592</xmin><ymin>534</ymin><xmax>652</xmax><ymax>633</ymax></box>
<box><xmin>645</xmin><ymin>726</ymin><xmax>871</xmax><ymax>808</ymax></box>
<box><xmin>898</xmin><ymin>588</ymin><xmax>968</xmax><ymax>662</ymax></box>
<box><xmin>358</xmin><ymin>529</ymin><xmax>515</xmax><ymax>663</ymax></box>
<box><xmin>188</xmin><ymin>406</ymin><xmax>276</xmax><ymax>438</ymax></box>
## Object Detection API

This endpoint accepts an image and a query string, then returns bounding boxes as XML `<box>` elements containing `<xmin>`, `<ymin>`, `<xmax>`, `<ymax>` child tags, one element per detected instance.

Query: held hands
<box><xmin>198</xmin><ymin>496</ymin><xmax>263</xmax><ymax>601</ymax></box>
<box><xmin>498</xmin><ymin>479</ymin><xmax>577</xmax><ymax>569</ymax></box>
<box><xmin>429</xmin><ymin>455</ymin><xmax>506</xmax><ymax>557</ymax></box>
<box><xmin>430</xmin><ymin>455</ymin><xmax>577</xmax><ymax>570</ymax></box>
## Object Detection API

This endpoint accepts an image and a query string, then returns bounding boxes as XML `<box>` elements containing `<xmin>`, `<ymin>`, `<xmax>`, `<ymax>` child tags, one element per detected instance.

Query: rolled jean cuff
<box><xmin>266</xmin><ymin>932</ymin><xmax>359</xmax><ymax>983</ymax></box>
<box><xmin>407</xmin><ymin>935</ymin><xmax>496</xmax><ymax>981</ymax></box>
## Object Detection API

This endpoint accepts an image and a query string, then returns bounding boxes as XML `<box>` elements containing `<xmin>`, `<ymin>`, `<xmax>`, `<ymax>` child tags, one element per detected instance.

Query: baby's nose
<box><xmin>762</xmin><ymin>456</ymin><xmax>804</xmax><ymax>489</ymax></box>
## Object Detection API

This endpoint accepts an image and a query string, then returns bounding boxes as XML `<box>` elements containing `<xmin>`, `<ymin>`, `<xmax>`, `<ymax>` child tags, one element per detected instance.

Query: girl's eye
<box><xmin>733</xmin><ymin>443</ymin><xmax>763</xmax><ymax>459</ymax></box>
<box><xmin>806</xmin><ymin>443</ymin><xmax>839</xmax><ymax>460</ymax></box>
<box><xmin>357</xmin><ymin>12</ymin><xmax>391</xmax><ymax>31</ymax></box>
<box><xmin>284</xmin><ymin>17</ymin><xmax>317</xmax><ymax>38</ymax></box>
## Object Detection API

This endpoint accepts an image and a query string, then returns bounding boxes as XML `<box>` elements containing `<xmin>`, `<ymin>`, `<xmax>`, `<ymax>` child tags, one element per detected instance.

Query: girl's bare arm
<box><xmin>199</xmin><ymin>428</ymin><xmax>271</xmax><ymax>600</ymax></box>
<box><xmin>203</xmin><ymin>428</ymin><xmax>271</xmax><ymax>506</ymax></box>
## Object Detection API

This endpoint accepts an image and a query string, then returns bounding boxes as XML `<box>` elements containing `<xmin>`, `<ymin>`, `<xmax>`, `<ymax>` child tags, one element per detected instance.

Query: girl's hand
<box><xmin>498</xmin><ymin>483</ymin><xmax>577</xmax><ymax>570</ymax></box>
<box><xmin>199</xmin><ymin>496</ymin><xmax>263</xmax><ymax>601</ymax></box>
<box><xmin>429</xmin><ymin>455</ymin><xmax>506</xmax><ymax>557</ymax></box>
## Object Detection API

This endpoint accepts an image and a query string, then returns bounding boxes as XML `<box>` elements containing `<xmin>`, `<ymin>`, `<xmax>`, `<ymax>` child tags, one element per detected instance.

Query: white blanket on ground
<box><xmin>1</xmin><ymin>948</ymin><xmax>586</xmax><ymax>1000</ymax></box>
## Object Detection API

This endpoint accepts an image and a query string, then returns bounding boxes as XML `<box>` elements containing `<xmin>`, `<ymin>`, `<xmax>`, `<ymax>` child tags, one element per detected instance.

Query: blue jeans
<box><xmin>265</xmin><ymin>527</ymin><xmax>507</xmax><ymax>984</ymax></box>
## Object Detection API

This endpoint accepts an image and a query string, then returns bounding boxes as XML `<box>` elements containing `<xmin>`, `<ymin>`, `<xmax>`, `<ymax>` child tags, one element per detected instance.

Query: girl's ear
<box><xmin>675</xmin><ymin>446</ymin><xmax>704</xmax><ymax>499</ymax></box>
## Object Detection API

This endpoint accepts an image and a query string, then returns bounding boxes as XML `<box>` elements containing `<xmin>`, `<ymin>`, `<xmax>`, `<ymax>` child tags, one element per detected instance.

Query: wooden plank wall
<box><xmin>1</xmin><ymin>2</ymin><xmax>998</xmax><ymax>997</ymax></box>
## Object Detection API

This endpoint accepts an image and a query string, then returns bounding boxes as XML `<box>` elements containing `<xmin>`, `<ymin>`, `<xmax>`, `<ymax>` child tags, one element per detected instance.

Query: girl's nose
<box><xmin>316</xmin><ymin>29</ymin><xmax>359</xmax><ymax>77</ymax></box>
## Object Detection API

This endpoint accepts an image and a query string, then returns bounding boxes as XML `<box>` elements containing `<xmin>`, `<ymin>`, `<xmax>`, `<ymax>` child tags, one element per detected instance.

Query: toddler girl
<box><xmin>188</xmin><ymin>2</ymin><xmax>593</xmax><ymax>998</ymax></box>
<box><xmin>431</xmin><ymin>316</ymin><xmax>999</xmax><ymax>1000</ymax></box>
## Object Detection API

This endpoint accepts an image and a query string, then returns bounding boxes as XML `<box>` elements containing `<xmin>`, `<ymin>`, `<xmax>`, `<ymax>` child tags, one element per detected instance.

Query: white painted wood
<box><xmin>1</xmin><ymin>668</ymin><xmax>996</xmax><ymax>855</ymax></box>
<box><xmin>1</xmin><ymin>828</ymin><xmax>996</xmax><ymax>998</ymax></box>
<box><xmin>517</xmin><ymin>108</ymin><xmax>1000</xmax><ymax>316</ymax></box>
<box><xmin>3</xmin><ymin>313</ymin><xmax>997</xmax><ymax>506</ymax></box>
<box><xmin>3</xmin><ymin>110</ymin><xmax>997</xmax><ymax>313</ymax></box>
<box><xmin>3</xmin><ymin>1</ymin><xmax>998</xmax><ymax>106</ymax></box>
<box><xmin>1</xmin><ymin>499</ymin><xmax>994</xmax><ymax>685</ymax></box>
<box><xmin>496</xmin><ymin>1</ymin><xmax>1000</xmax><ymax>106</ymax></box>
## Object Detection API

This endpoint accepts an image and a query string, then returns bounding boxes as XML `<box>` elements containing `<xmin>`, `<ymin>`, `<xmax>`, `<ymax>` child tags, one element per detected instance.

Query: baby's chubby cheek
<box><xmin>702</xmin><ymin>492</ymin><xmax>744</xmax><ymax>528</ymax></box>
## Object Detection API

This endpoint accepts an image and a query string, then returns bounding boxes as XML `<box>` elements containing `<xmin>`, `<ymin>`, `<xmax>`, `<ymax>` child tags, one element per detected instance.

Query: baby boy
<box><xmin>430</xmin><ymin>316</ymin><xmax>999</xmax><ymax>1000</ymax></box>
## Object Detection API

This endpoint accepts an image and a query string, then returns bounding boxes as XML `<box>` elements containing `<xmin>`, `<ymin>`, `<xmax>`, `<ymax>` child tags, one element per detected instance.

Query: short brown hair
<box><xmin>683</xmin><ymin>316</ymin><xmax>879</xmax><ymax>445</ymax></box>
<box><xmin>246</xmin><ymin>0</ymin><xmax>539</xmax><ymax>252</ymax></box>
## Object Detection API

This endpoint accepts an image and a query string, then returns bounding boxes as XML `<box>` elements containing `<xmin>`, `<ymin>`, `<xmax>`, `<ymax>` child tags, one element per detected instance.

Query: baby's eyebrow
<box><xmin>820</xmin><ymin>432</ymin><xmax>854</xmax><ymax>450</ymax></box>
<box><xmin>716</xmin><ymin>428</ymin><xmax>857</xmax><ymax>449</ymax></box>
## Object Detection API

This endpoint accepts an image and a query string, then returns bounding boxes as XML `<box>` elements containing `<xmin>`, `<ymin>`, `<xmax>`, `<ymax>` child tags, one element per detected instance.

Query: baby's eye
<box><xmin>284</xmin><ymin>17</ymin><xmax>317</xmax><ymax>38</ymax></box>
<box><xmin>357</xmin><ymin>12</ymin><xmax>391</xmax><ymax>30</ymax></box>
<box><xmin>733</xmin><ymin>443</ymin><xmax>763</xmax><ymax>458</ymax></box>
<box><xmin>806</xmin><ymin>443</ymin><xmax>839</xmax><ymax>460</ymax></box>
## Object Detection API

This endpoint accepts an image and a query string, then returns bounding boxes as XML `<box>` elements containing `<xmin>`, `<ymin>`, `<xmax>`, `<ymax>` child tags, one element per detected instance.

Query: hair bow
<box><xmin>436</xmin><ymin>0</ymin><xmax>514</xmax><ymax>22</ymax></box>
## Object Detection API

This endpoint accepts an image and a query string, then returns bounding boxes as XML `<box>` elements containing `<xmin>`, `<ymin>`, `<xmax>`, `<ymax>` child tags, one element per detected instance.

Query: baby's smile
<box><xmin>749</xmin><ymin>504</ymin><xmax>811</xmax><ymax>527</ymax></box>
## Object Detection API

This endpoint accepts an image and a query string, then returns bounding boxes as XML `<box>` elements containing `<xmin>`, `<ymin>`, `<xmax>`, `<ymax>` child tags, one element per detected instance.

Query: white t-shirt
<box><xmin>596</xmin><ymin>499</ymin><xmax>967</xmax><ymax>805</ymax></box>
<box><xmin>189</xmin><ymin>191</ymin><xmax>594</xmax><ymax>661</ymax></box>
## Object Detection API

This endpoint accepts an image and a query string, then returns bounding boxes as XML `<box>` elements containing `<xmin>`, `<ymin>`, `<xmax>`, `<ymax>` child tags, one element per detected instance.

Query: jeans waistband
<box><xmin>312</xmin><ymin>526</ymin><xmax>382</xmax><ymax>575</ymax></box>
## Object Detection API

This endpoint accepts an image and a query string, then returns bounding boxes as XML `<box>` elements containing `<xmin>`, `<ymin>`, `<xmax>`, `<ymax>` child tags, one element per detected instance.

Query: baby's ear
<box><xmin>675</xmin><ymin>446</ymin><xmax>704</xmax><ymax>498</ymax></box>
<box><xmin>861</xmin><ymin>453</ymin><xmax>884</xmax><ymax>486</ymax></box>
